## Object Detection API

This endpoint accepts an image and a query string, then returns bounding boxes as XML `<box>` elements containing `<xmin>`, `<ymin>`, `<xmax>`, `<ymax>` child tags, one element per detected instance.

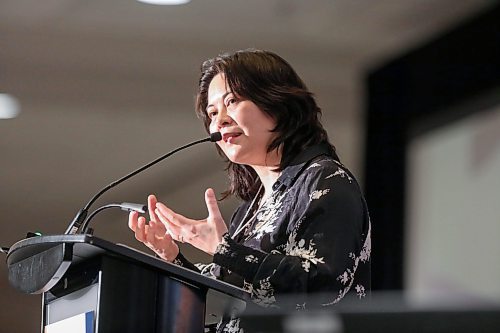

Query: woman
<box><xmin>129</xmin><ymin>49</ymin><xmax>371</xmax><ymax>331</ymax></box>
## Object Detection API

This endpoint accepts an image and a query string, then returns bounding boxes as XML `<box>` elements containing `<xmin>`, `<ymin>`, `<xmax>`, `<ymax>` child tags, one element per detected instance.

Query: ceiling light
<box><xmin>0</xmin><ymin>93</ymin><xmax>20</xmax><ymax>119</ymax></box>
<box><xmin>137</xmin><ymin>0</ymin><xmax>191</xmax><ymax>5</ymax></box>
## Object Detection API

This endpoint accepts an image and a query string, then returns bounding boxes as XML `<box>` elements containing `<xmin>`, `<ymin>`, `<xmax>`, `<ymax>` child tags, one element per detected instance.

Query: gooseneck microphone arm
<box><xmin>80</xmin><ymin>202</ymin><xmax>147</xmax><ymax>234</ymax></box>
<box><xmin>64</xmin><ymin>132</ymin><xmax>222</xmax><ymax>235</ymax></box>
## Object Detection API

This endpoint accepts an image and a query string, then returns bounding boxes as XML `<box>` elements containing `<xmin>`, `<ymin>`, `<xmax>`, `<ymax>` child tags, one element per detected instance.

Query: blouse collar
<box><xmin>273</xmin><ymin>143</ymin><xmax>334</xmax><ymax>191</ymax></box>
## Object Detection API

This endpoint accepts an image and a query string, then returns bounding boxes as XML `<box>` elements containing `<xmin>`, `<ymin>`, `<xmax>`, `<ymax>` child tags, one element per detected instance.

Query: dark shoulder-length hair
<box><xmin>195</xmin><ymin>49</ymin><xmax>337</xmax><ymax>201</ymax></box>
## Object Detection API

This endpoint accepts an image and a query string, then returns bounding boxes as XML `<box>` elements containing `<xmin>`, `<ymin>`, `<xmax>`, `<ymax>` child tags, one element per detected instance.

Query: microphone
<box><xmin>80</xmin><ymin>202</ymin><xmax>147</xmax><ymax>234</ymax></box>
<box><xmin>64</xmin><ymin>132</ymin><xmax>222</xmax><ymax>235</ymax></box>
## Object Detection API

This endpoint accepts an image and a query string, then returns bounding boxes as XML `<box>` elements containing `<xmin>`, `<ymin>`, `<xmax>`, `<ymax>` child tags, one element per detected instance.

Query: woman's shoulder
<box><xmin>301</xmin><ymin>155</ymin><xmax>356</xmax><ymax>184</ymax></box>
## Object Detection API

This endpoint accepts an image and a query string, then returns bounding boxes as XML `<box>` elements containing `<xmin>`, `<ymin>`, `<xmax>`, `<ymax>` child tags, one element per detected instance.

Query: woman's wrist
<box><xmin>213</xmin><ymin>232</ymin><xmax>231</xmax><ymax>255</ymax></box>
<box><xmin>155</xmin><ymin>244</ymin><xmax>179</xmax><ymax>262</ymax></box>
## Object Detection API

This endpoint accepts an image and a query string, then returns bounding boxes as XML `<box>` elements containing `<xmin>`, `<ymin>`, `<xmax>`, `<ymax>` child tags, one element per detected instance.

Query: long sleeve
<box><xmin>213</xmin><ymin>159</ymin><xmax>371</xmax><ymax>307</ymax></box>
<box><xmin>172</xmin><ymin>251</ymin><xmax>200</xmax><ymax>271</ymax></box>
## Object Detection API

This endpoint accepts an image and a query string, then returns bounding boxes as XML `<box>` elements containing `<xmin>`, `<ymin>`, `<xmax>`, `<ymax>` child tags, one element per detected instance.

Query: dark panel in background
<box><xmin>364</xmin><ymin>3</ymin><xmax>500</xmax><ymax>290</ymax></box>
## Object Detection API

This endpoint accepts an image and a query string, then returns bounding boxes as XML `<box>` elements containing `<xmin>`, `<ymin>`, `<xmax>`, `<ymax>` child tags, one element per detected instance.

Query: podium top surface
<box><xmin>7</xmin><ymin>234</ymin><xmax>248</xmax><ymax>300</ymax></box>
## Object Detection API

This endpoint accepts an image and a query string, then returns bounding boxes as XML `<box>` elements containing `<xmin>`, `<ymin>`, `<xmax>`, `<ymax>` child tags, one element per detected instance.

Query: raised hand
<box><xmin>128</xmin><ymin>194</ymin><xmax>179</xmax><ymax>261</ymax></box>
<box><xmin>155</xmin><ymin>188</ymin><xmax>228</xmax><ymax>255</ymax></box>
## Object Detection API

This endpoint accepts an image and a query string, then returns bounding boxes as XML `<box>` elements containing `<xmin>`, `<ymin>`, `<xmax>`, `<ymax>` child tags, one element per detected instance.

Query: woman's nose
<box><xmin>215</xmin><ymin>109</ymin><xmax>233</xmax><ymax>128</ymax></box>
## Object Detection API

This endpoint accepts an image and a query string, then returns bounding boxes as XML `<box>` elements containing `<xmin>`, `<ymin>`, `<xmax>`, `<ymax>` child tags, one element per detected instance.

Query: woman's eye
<box><xmin>225</xmin><ymin>97</ymin><xmax>237</xmax><ymax>107</ymax></box>
<box><xmin>208</xmin><ymin>110</ymin><xmax>217</xmax><ymax>119</ymax></box>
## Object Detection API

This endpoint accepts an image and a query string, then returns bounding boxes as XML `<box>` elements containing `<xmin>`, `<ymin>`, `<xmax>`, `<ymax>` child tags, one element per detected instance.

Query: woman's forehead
<box><xmin>208</xmin><ymin>74</ymin><xmax>230</xmax><ymax>102</ymax></box>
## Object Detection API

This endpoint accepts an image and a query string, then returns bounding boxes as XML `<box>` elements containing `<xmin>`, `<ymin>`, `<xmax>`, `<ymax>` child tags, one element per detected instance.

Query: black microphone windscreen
<box><xmin>210</xmin><ymin>132</ymin><xmax>222</xmax><ymax>142</ymax></box>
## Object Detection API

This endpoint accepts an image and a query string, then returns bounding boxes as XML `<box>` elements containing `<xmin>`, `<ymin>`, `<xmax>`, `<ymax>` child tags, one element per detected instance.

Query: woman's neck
<box><xmin>253</xmin><ymin>166</ymin><xmax>280</xmax><ymax>192</ymax></box>
<box><xmin>252</xmin><ymin>166</ymin><xmax>281</xmax><ymax>202</ymax></box>
<box><xmin>250</xmin><ymin>149</ymin><xmax>282</xmax><ymax>200</ymax></box>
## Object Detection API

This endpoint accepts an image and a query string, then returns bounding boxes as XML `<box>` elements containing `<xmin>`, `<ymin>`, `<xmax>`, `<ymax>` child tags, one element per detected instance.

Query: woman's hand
<box><xmin>155</xmin><ymin>188</ymin><xmax>228</xmax><ymax>255</ymax></box>
<box><xmin>128</xmin><ymin>194</ymin><xmax>179</xmax><ymax>261</ymax></box>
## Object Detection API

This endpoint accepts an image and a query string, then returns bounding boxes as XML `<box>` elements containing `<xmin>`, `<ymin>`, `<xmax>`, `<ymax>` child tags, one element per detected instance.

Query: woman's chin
<box><xmin>223</xmin><ymin>146</ymin><xmax>241</xmax><ymax>160</ymax></box>
<box><xmin>225</xmin><ymin>152</ymin><xmax>250</xmax><ymax>165</ymax></box>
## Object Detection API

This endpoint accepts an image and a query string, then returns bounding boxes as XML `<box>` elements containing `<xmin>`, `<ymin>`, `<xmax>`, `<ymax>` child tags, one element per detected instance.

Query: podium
<box><xmin>6</xmin><ymin>234</ymin><xmax>248</xmax><ymax>333</ymax></box>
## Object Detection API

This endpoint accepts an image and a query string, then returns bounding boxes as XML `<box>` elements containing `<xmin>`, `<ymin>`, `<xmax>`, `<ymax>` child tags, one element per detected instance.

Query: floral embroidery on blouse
<box><xmin>355</xmin><ymin>284</ymin><xmax>366</xmax><ymax>298</ymax></box>
<box><xmin>241</xmin><ymin>276</ymin><xmax>278</xmax><ymax>307</ymax></box>
<box><xmin>309</xmin><ymin>189</ymin><xmax>330</xmax><ymax>201</ymax></box>
<box><xmin>307</xmin><ymin>162</ymin><xmax>321</xmax><ymax>169</ymax></box>
<box><xmin>245</xmin><ymin>255</ymin><xmax>258</xmax><ymax>263</ymax></box>
<box><xmin>215</xmin><ymin>233</ymin><xmax>232</xmax><ymax>255</ymax></box>
<box><xmin>285</xmin><ymin>229</ymin><xmax>325</xmax><ymax>273</ymax></box>
<box><xmin>251</xmin><ymin>275</ymin><xmax>278</xmax><ymax>307</ymax></box>
<box><xmin>323</xmin><ymin>222</ymin><xmax>371</xmax><ymax>305</ymax></box>
<box><xmin>249</xmin><ymin>190</ymin><xmax>288</xmax><ymax>240</ymax></box>
<box><xmin>242</xmin><ymin>280</ymin><xmax>253</xmax><ymax>294</ymax></box>
<box><xmin>296</xmin><ymin>302</ymin><xmax>307</xmax><ymax>311</ymax></box>
<box><xmin>194</xmin><ymin>262</ymin><xmax>221</xmax><ymax>278</ymax></box>
<box><xmin>217</xmin><ymin>317</ymin><xmax>243</xmax><ymax>333</ymax></box>
<box><xmin>172</xmin><ymin>257</ymin><xmax>184</xmax><ymax>267</ymax></box>
<box><xmin>326</xmin><ymin>166</ymin><xmax>353</xmax><ymax>183</ymax></box>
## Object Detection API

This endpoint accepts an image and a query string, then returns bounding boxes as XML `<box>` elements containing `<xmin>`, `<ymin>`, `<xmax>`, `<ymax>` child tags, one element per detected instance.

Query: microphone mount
<box><xmin>81</xmin><ymin>202</ymin><xmax>147</xmax><ymax>234</ymax></box>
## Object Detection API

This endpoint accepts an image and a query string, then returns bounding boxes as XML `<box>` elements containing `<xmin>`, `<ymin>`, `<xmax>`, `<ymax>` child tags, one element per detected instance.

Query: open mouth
<box><xmin>222</xmin><ymin>132</ymin><xmax>242</xmax><ymax>143</ymax></box>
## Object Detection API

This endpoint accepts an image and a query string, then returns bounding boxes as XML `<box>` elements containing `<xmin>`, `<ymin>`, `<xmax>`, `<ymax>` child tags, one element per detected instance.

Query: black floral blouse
<box><xmin>174</xmin><ymin>143</ymin><xmax>371</xmax><ymax>332</ymax></box>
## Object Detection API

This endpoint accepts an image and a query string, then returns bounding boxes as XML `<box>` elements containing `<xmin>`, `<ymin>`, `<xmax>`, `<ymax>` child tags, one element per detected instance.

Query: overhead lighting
<box><xmin>0</xmin><ymin>93</ymin><xmax>20</xmax><ymax>119</ymax></box>
<box><xmin>137</xmin><ymin>0</ymin><xmax>191</xmax><ymax>5</ymax></box>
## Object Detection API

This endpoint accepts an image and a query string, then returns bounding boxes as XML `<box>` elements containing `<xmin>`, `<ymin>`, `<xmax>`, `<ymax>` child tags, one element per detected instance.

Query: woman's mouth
<box><xmin>222</xmin><ymin>132</ymin><xmax>242</xmax><ymax>144</ymax></box>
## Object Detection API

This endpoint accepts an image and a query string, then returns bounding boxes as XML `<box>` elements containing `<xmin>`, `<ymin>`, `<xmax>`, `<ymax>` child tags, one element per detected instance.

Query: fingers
<box><xmin>205</xmin><ymin>188</ymin><xmax>228</xmax><ymax>243</ymax></box>
<box><xmin>155</xmin><ymin>203</ymin><xmax>188</xmax><ymax>228</ymax></box>
<box><xmin>134</xmin><ymin>192</ymin><xmax>224</xmax><ymax>256</ymax></box>
<box><xmin>154</xmin><ymin>204</ymin><xmax>195</xmax><ymax>243</ymax></box>
<box><xmin>205</xmin><ymin>188</ymin><xmax>222</xmax><ymax>221</ymax></box>
<box><xmin>135</xmin><ymin>216</ymin><xmax>147</xmax><ymax>242</ymax></box>
<box><xmin>130</xmin><ymin>204</ymin><xmax>166</xmax><ymax>241</ymax></box>
<box><xmin>148</xmin><ymin>219</ymin><xmax>166</xmax><ymax>234</ymax></box>
<box><xmin>164</xmin><ymin>233</ymin><xmax>174</xmax><ymax>245</ymax></box>
<box><xmin>148</xmin><ymin>194</ymin><xmax>159</xmax><ymax>223</ymax></box>
<box><xmin>128</xmin><ymin>211</ymin><xmax>138</xmax><ymax>231</ymax></box>
<box><xmin>145</xmin><ymin>224</ymin><xmax>156</xmax><ymax>245</ymax></box>
<box><xmin>166</xmin><ymin>222</ymin><xmax>183</xmax><ymax>242</ymax></box>
<box><xmin>154</xmin><ymin>205</ymin><xmax>182</xmax><ymax>239</ymax></box>
<box><xmin>134</xmin><ymin>216</ymin><xmax>168</xmax><ymax>248</ymax></box>
<box><xmin>128</xmin><ymin>197</ymin><xmax>181</xmax><ymax>261</ymax></box>
<box><xmin>129</xmin><ymin>211</ymin><xmax>147</xmax><ymax>243</ymax></box>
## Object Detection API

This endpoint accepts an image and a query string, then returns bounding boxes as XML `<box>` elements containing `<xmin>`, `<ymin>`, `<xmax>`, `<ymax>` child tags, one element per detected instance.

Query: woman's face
<box><xmin>207</xmin><ymin>73</ymin><xmax>278</xmax><ymax>167</ymax></box>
